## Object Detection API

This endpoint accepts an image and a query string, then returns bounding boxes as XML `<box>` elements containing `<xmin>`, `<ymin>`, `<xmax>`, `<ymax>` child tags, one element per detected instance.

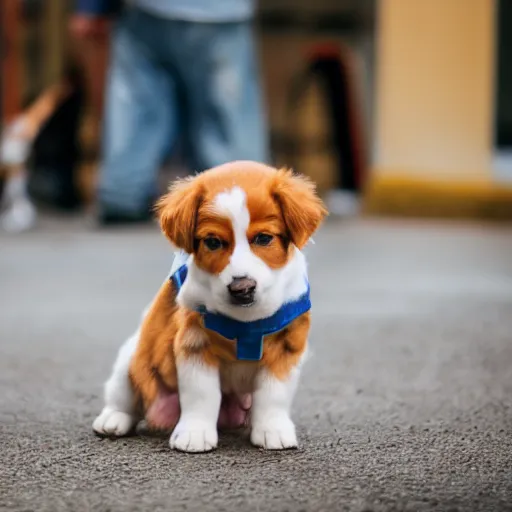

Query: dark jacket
<box><xmin>75</xmin><ymin>0</ymin><xmax>122</xmax><ymax>15</ymax></box>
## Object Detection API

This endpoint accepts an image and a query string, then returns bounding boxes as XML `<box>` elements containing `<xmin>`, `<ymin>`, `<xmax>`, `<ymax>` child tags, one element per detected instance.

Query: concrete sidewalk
<box><xmin>1</xmin><ymin>218</ymin><xmax>512</xmax><ymax>511</ymax></box>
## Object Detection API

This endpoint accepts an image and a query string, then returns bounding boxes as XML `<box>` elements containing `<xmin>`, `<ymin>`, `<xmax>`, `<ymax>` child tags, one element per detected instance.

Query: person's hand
<box><xmin>69</xmin><ymin>14</ymin><xmax>111</xmax><ymax>41</ymax></box>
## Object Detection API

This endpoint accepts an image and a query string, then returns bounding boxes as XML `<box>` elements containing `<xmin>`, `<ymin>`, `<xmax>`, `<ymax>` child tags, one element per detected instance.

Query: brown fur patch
<box><xmin>261</xmin><ymin>313</ymin><xmax>310</xmax><ymax>379</ymax></box>
<box><xmin>194</xmin><ymin>216</ymin><xmax>234</xmax><ymax>275</ymax></box>
<box><xmin>270</xmin><ymin>168</ymin><xmax>328</xmax><ymax>249</ymax></box>
<box><xmin>129</xmin><ymin>280</ymin><xmax>179</xmax><ymax>411</ymax></box>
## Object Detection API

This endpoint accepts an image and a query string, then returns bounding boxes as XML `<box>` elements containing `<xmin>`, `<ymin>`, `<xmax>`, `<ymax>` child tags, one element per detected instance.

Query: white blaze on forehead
<box><xmin>213</xmin><ymin>186</ymin><xmax>249</xmax><ymax>231</ymax></box>
<box><xmin>213</xmin><ymin>186</ymin><xmax>253</xmax><ymax>278</ymax></box>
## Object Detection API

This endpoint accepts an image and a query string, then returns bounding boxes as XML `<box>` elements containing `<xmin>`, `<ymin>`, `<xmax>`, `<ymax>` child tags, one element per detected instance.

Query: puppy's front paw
<box><xmin>92</xmin><ymin>407</ymin><xmax>136</xmax><ymax>437</ymax></box>
<box><xmin>170</xmin><ymin>421</ymin><xmax>218</xmax><ymax>453</ymax></box>
<box><xmin>251</xmin><ymin>416</ymin><xmax>298</xmax><ymax>450</ymax></box>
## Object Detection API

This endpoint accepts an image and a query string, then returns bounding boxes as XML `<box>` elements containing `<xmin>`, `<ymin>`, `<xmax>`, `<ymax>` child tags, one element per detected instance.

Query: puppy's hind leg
<box><xmin>93</xmin><ymin>331</ymin><xmax>140</xmax><ymax>437</ymax></box>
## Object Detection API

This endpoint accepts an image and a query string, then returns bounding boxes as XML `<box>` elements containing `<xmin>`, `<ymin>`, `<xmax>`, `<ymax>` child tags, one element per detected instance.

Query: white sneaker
<box><xmin>0</xmin><ymin>118</ymin><xmax>32</xmax><ymax>166</ymax></box>
<box><xmin>1</xmin><ymin>198</ymin><xmax>37</xmax><ymax>233</ymax></box>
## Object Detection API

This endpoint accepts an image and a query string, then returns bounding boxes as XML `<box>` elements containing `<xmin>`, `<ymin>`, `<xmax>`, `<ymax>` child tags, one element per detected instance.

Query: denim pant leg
<box><xmin>173</xmin><ymin>22</ymin><xmax>269</xmax><ymax>171</ymax></box>
<box><xmin>98</xmin><ymin>13</ymin><xmax>176</xmax><ymax>215</ymax></box>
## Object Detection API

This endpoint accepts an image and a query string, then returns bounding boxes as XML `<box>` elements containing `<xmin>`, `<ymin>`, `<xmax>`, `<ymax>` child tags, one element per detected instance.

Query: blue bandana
<box><xmin>170</xmin><ymin>264</ymin><xmax>311</xmax><ymax>361</ymax></box>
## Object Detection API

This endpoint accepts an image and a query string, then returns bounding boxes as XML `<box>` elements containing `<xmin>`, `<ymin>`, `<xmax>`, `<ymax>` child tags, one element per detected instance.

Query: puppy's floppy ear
<box><xmin>271</xmin><ymin>168</ymin><xmax>328</xmax><ymax>249</ymax></box>
<box><xmin>155</xmin><ymin>177</ymin><xmax>204</xmax><ymax>253</ymax></box>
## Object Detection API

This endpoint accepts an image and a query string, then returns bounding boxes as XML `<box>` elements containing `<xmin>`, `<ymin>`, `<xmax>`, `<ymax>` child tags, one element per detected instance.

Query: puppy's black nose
<box><xmin>227</xmin><ymin>277</ymin><xmax>257</xmax><ymax>305</ymax></box>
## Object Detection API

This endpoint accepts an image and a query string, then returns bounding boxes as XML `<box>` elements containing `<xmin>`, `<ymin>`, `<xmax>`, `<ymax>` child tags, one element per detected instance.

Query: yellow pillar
<box><xmin>366</xmin><ymin>0</ymin><xmax>512</xmax><ymax>219</ymax></box>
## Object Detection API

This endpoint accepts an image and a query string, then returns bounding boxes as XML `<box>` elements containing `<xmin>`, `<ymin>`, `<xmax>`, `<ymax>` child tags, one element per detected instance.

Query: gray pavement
<box><xmin>1</xmin><ymin>217</ymin><xmax>512</xmax><ymax>511</ymax></box>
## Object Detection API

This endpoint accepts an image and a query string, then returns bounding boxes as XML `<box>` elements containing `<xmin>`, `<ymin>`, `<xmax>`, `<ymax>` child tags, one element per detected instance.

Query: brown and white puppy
<box><xmin>92</xmin><ymin>161</ymin><xmax>327</xmax><ymax>451</ymax></box>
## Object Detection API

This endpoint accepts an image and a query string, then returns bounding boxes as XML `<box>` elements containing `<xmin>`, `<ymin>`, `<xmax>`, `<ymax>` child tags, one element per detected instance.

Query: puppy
<box><xmin>93</xmin><ymin>161</ymin><xmax>327</xmax><ymax>451</ymax></box>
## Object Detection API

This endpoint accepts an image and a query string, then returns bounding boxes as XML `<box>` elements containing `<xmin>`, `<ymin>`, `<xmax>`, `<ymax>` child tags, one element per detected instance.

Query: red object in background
<box><xmin>1</xmin><ymin>0</ymin><xmax>22</xmax><ymax>124</ymax></box>
<box><xmin>307</xmin><ymin>42</ymin><xmax>342</xmax><ymax>61</ymax></box>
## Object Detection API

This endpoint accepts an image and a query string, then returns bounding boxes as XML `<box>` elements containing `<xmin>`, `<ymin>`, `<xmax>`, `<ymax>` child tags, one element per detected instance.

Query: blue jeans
<box><xmin>99</xmin><ymin>7</ymin><xmax>269</xmax><ymax>215</ymax></box>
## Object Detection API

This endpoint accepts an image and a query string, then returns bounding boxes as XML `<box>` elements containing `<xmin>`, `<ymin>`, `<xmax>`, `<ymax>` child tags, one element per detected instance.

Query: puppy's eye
<box><xmin>253</xmin><ymin>233</ymin><xmax>274</xmax><ymax>246</ymax></box>
<box><xmin>203</xmin><ymin>237</ymin><xmax>223</xmax><ymax>251</ymax></box>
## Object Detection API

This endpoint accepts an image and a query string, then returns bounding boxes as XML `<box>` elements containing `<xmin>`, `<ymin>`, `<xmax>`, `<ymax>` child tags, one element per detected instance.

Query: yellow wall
<box><xmin>374</xmin><ymin>0</ymin><xmax>495</xmax><ymax>180</ymax></box>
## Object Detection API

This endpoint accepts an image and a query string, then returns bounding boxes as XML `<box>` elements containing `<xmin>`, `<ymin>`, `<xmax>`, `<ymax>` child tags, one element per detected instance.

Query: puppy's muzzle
<box><xmin>227</xmin><ymin>277</ymin><xmax>257</xmax><ymax>306</ymax></box>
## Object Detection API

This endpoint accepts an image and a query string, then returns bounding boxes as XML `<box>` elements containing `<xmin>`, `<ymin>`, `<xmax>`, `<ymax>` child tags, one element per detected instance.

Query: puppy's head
<box><xmin>157</xmin><ymin>161</ymin><xmax>327</xmax><ymax>320</ymax></box>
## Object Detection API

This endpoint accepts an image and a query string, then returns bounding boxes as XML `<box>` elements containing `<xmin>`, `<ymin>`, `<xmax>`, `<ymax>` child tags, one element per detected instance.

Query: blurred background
<box><xmin>1</xmin><ymin>0</ymin><xmax>511</xmax><ymax>230</ymax></box>
<box><xmin>2</xmin><ymin>2</ymin><xmax>512</xmax><ymax>510</ymax></box>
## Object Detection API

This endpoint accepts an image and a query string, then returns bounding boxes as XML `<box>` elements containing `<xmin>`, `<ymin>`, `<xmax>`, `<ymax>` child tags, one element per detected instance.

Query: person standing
<box><xmin>71</xmin><ymin>0</ymin><xmax>269</xmax><ymax>224</ymax></box>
